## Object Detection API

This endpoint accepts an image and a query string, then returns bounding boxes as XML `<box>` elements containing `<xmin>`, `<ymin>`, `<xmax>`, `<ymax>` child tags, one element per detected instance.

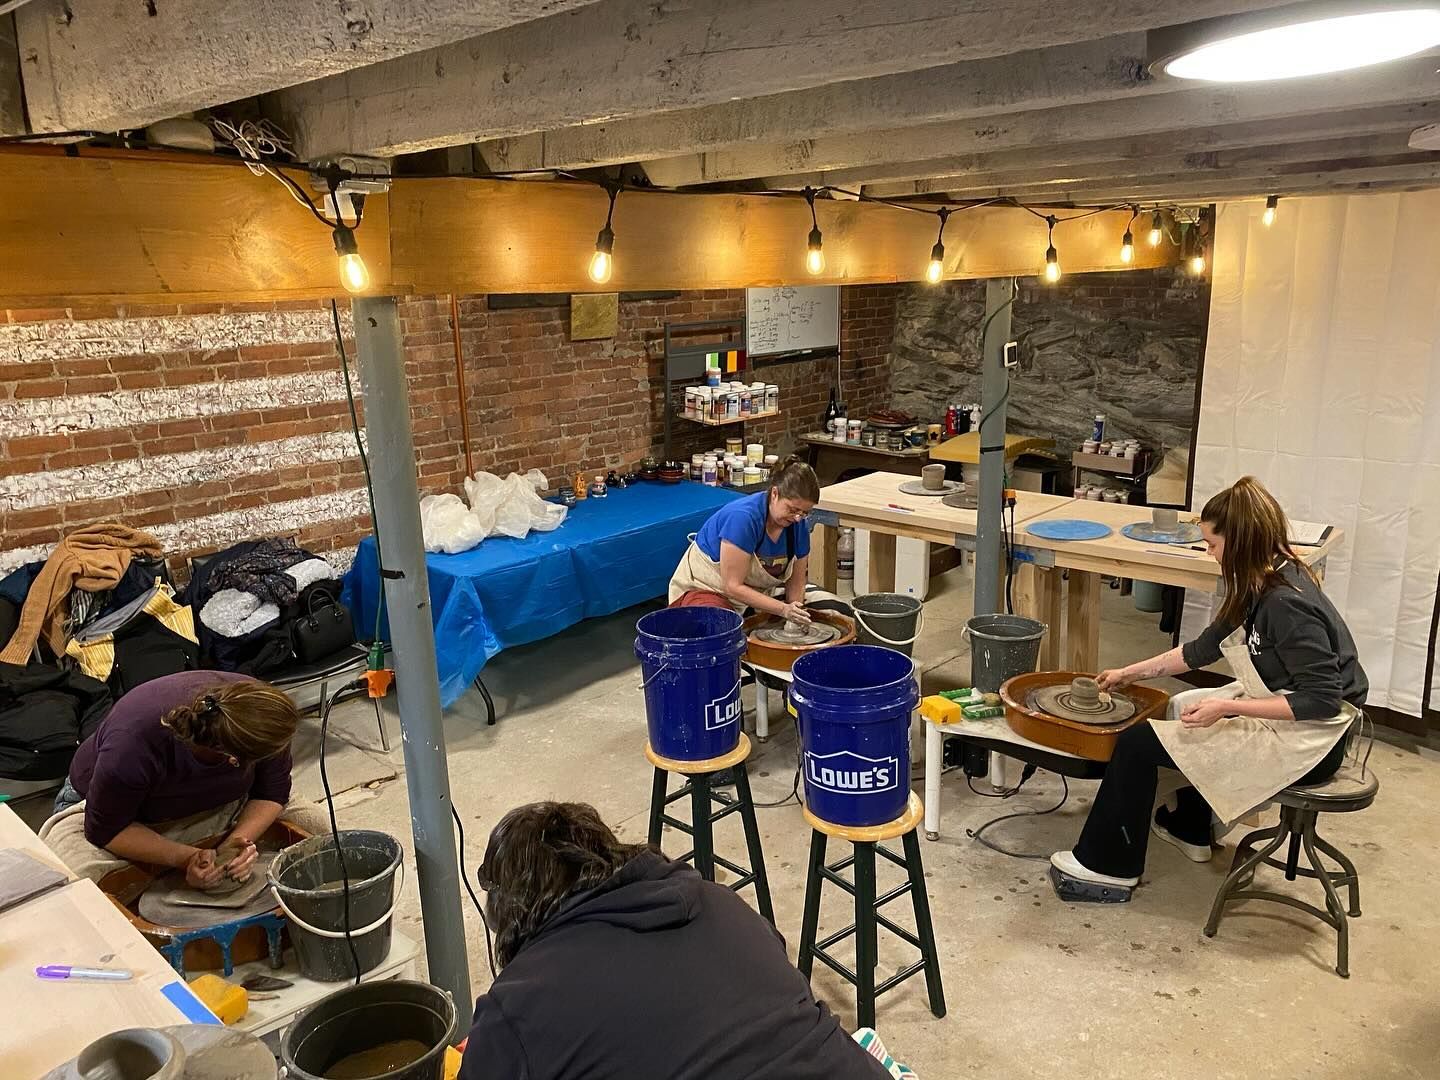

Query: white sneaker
<box><xmin>1050</xmin><ymin>850</ymin><xmax>1140</xmax><ymax>889</ymax></box>
<box><xmin>1151</xmin><ymin>815</ymin><xmax>1212</xmax><ymax>863</ymax></box>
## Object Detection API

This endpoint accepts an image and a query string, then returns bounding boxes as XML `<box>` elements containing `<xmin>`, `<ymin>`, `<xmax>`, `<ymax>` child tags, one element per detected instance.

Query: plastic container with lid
<box><xmin>766</xmin><ymin>385</ymin><xmax>779</xmax><ymax>413</ymax></box>
<box><xmin>726</xmin><ymin>390</ymin><xmax>740</xmax><ymax>419</ymax></box>
<box><xmin>764</xmin><ymin>454</ymin><xmax>780</xmax><ymax>467</ymax></box>
<box><xmin>702</xmin><ymin>455</ymin><xmax>719</xmax><ymax>486</ymax></box>
<box><xmin>729</xmin><ymin>457</ymin><xmax>746</xmax><ymax>485</ymax></box>
<box><xmin>743</xmin><ymin>465</ymin><xmax>763</xmax><ymax>485</ymax></box>
<box><xmin>691</xmin><ymin>452</ymin><xmax>706</xmax><ymax>480</ymax></box>
<box><xmin>739</xmin><ymin>388</ymin><xmax>752</xmax><ymax>416</ymax></box>
<box><xmin>846</xmin><ymin>419</ymin><xmax>863</xmax><ymax>444</ymax></box>
<box><xmin>725</xmin><ymin>437</ymin><xmax>743</xmax><ymax>456</ymax></box>
<box><xmin>746</xmin><ymin>443</ymin><xmax>763</xmax><ymax>465</ymax></box>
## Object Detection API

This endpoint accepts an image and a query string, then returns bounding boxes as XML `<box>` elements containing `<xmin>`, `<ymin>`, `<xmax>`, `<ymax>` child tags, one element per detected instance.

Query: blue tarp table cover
<box><xmin>343</xmin><ymin>482</ymin><xmax>742</xmax><ymax>707</ymax></box>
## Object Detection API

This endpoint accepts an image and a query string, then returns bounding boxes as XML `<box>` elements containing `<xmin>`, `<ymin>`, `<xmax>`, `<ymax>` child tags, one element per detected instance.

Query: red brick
<box><xmin>14</xmin><ymin>378</ymin><xmax>65</xmax><ymax>398</ymax></box>
<box><xmin>6</xmin><ymin>434</ymin><xmax>71</xmax><ymax>456</ymax></box>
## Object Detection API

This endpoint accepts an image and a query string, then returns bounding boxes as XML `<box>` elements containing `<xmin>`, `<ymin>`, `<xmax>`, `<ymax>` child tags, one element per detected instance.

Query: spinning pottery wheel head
<box><xmin>1028</xmin><ymin>675</ymin><xmax>1137</xmax><ymax>726</ymax></box>
<box><xmin>742</xmin><ymin>610</ymin><xmax>855</xmax><ymax>672</ymax></box>
<box><xmin>751</xmin><ymin>619</ymin><xmax>843</xmax><ymax>646</ymax></box>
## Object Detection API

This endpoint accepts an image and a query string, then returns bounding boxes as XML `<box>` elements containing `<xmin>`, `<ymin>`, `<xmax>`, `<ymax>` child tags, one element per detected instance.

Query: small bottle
<box><xmin>823</xmin><ymin>387</ymin><xmax>839</xmax><ymax>430</ymax></box>
<box><xmin>944</xmin><ymin>403</ymin><xmax>956</xmax><ymax>438</ymax></box>
<box><xmin>702</xmin><ymin>455</ymin><xmax>718</xmax><ymax>486</ymax></box>
<box><xmin>589</xmin><ymin>474</ymin><xmax>607</xmax><ymax>498</ymax></box>
<box><xmin>1092</xmin><ymin>413</ymin><xmax>1106</xmax><ymax>442</ymax></box>
<box><xmin>574</xmin><ymin>470</ymin><xmax>588</xmax><ymax>499</ymax></box>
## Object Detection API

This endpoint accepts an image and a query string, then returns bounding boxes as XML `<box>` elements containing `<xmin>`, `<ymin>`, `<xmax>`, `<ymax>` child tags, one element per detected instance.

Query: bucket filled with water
<box><xmin>635</xmin><ymin>606</ymin><xmax>747</xmax><ymax>760</ymax></box>
<box><xmin>280</xmin><ymin>979</ymin><xmax>456</xmax><ymax>1080</ymax></box>
<box><xmin>790</xmin><ymin>644</ymin><xmax>919</xmax><ymax>827</ymax></box>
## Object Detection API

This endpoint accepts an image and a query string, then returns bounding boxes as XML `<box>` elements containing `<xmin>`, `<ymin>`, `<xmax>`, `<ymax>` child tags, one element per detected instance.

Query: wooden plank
<box><xmin>1065</xmin><ymin>569</ymin><xmax>1101</xmax><ymax>673</ymax></box>
<box><xmin>1013</xmin><ymin>564</ymin><xmax>1063</xmax><ymax>670</ymax></box>
<box><xmin>867</xmin><ymin>532</ymin><xmax>896</xmax><ymax>594</ymax></box>
<box><xmin>817</xmin><ymin>471</ymin><xmax>1070</xmax><ymax>538</ymax></box>
<box><xmin>0</xmin><ymin>149</ymin><xmax>391</xmax><ymax>306</ymax></box>
<box><xmin>928</xmin><ymin>432</ymin><xmax>1055</xmax><ymax>465</ymax></box>
<box><xmin>0</xmin><ymin>803</ymin><xmax>72</xmax><ymax>880</ymax></box>
<box><xmin>809</xmin><ymin>522</ymin><xmax>837</xmax><ymax>593</ymax></box>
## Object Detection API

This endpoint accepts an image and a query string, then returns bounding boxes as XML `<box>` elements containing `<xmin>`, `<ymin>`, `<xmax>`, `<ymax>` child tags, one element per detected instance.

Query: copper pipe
<box><xmin>450</xmin><ymin>292</ymin><xmax>475</xmax><ymax>476</ymax></box>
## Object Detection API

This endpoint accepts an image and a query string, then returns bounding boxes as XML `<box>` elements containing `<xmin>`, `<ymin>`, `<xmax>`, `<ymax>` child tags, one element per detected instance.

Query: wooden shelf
<box><xmin>1072</xmin><ymin>450</ymin><xmax>1149</xmax><ymax>476</ymax></box>
<box><xmin>684</xmin><ymin>410</ymin><xmax>781</xmax><ymax>427</ymax></box>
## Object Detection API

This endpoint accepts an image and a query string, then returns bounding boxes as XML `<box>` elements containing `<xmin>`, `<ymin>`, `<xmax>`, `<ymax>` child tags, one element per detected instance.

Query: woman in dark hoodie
<box><xmin>458</xmin><ymin>801</ymin><xmax>891</xmax><ymax>1080</ymax></box>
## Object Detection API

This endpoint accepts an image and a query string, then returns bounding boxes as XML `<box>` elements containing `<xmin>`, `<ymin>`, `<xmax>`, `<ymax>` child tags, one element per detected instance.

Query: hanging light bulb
<box><xmin>1262</xmin><ymin>194</ymin><xmax>1279</xmax><ymax>227</ymax></box>
<box><xmin>803</xmin><ymin>188</ymin><xmax>826</xmax><ymax>275</ymax></box>
<box><xmin>1148</xmin><ymin>210</ymin><xmax>1164</xmax><ymax>247</ymax></box>
<box><xmin>333</xmin><ymin>226</ymin><xmax>369</xmax><ymax>294</ymax></box>
<box><xmin>1043</xmin><ymin>215</ymin><xmax>1061</xmax><ymax>283</ymax></box>
<box><xmin>1190</xmin><ymin>248</ymin><xmax>1207</xmax><ymax>275</ymax></box>
<box><xmin>925</xmin><ymin>208</ymin><xmax>950</xmax><ymax>284</ymax></box>
<box><xmin>1120</xmin><ymin>230</ymin><xmax>1135</xmax><ymax>264</ymax></box>
<box><xmin>588</xmin><ymin>185</ymin><xmax>619</xmax><ymax>284</ymax></box>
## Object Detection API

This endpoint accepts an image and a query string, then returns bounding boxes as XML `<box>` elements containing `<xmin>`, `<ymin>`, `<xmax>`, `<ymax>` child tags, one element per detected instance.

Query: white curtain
<box><xmin>1187</xmin><ymin>193</ymin><xmax>1440</xmax><ymax>718</ymax></box>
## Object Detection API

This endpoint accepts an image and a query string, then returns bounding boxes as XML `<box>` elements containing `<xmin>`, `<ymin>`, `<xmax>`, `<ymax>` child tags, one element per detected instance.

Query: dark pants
<box><xmin>1074</xmin><ymin>722</ymin><xmax>1347</xmax><ymax>879</ymax></box>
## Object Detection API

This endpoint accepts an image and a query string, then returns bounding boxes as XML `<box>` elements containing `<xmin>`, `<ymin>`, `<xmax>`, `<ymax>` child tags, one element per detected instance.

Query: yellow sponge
<box><xmin>919</xmin><ymin>695</ymin><xmax>961</xmax><ymax>726</ymax></box>
<box><xmin>443</xmin><ymin>1046</ymin><xmax>463</xmax><ymax>1080</ymax></box>
<box><xmin>186</xmin><ymin>973</ymin><xmax>248</xmax><ymax>1025</ymax></box>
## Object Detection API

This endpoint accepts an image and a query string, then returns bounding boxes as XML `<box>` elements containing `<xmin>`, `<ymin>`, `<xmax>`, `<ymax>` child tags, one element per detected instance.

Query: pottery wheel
<box><xmin>138</xmin><ymin>852</ymin><xmax>279</xmax><ymax>928</ymax></box>
<box><xmin>1028</xmin><ymin>676</ymin><xmax>1137</xmax><ymax>726</ymax></box>
<box><xmin>897</xmin><ymin>479</ymin><xmax>964</xmax><ymax>497</ymax></box>
<box><xmin>752</xmin><ymin>621</ymin><xmax>842</xmax><ymax>646</ymax></box>
<box><xmin>942</xmin><ymin>490</ymin><xmax>980</xmax><ymax>510</ymax></box>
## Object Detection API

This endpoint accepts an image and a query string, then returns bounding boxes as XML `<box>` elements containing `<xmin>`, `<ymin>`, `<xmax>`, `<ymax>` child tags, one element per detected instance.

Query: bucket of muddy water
<box><xmin>280</xmin><ymin>979</ymin><xmax>455</xmax><ymax>1080</ymax></box>
<box><xmin>850</xmin><ymin>592</ymin><xmax>923</xmax><ymax>657</ymax></box>
<box><xmin>269</xmin><ymin>830</ymin><xmax>403</xmax><ymax>982</ymax></box>
<box><xmin>964</xmin><ymin>613</ymin><xmax>1046</xmax><ymax>693</ymax></box>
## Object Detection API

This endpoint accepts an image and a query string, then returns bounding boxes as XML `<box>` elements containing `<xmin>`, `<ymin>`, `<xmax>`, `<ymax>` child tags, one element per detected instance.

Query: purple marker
<box><xmin>35</xmin><ymin>965</ymin><xmax>133</xmax><ymax>982</ymax></box>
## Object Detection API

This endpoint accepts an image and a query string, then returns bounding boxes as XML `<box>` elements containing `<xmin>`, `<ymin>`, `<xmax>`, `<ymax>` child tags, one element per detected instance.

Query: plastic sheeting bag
<box><xmin>420</xmin><ymin>493</ymin><xmax>490</xmax><ymax>554</ymax></box>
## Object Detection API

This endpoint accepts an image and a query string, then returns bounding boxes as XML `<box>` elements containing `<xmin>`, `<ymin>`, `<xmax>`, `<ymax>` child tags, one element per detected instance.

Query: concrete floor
<box><xmin>171</xmin><ymin>567</ymin><xmax>1440</xmax><ymax>1076</ymax></box>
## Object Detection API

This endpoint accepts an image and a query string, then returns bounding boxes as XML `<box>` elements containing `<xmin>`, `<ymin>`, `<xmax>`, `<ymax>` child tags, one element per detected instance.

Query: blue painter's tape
<box><xmin>161</xmin><ymin>980</ymin><xmax>220</xmax><ymax>1025</ymax></box>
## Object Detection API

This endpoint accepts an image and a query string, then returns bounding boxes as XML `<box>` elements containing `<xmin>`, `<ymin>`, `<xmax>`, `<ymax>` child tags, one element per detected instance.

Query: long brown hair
<box><xmin>161</xmin><ymin>680</ymin><xmax>299</xmax><ymax>763</ymax></box>
<box><xmin>769</xmin><ymin>454</ymin><xmax>820</xmax><ymax>503</ymax></box>
<box><xmin>1201</xmin><ymin>476</ymin><xmax>1313</xmax><ymax>627</ymax></box>
<box><xmin>479</xmin><ymin>801</ymin><xmax>649</xmax><ymax>968</ymax></box>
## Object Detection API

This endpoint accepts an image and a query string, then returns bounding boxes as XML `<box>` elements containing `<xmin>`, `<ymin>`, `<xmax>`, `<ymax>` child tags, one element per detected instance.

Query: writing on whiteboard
<box><xmin>746</xmin><ymin>286</ymin><xmax>840</xmax><ymax>355</ymax></box>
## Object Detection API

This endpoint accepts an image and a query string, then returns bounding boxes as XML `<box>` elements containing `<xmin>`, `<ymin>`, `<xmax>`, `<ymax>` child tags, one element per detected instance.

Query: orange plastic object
<box><xmin>365</xmin><ymin>668</ymin><xmax>394</xmax><ymax>697</ymax></box>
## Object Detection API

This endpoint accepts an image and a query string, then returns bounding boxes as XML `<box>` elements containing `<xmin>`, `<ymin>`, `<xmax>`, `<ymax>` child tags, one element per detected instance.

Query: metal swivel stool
<box><xmin>1205</xmin><ymin>762</ymin><xmax>1379</xmax><ymax>977</ymax></box>
<box><xmin>797</xmin><ymin>792</ymin><xmax>945</xmax><ymax>1029</ymax></box>
<box><xmin>646</xmin><ymin>733</ymin><xmax>774</xmax><ymax>924</ymax></box>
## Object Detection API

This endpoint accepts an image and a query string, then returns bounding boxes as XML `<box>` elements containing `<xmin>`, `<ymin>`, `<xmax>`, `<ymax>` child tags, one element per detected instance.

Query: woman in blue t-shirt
<box><xmin>667</xmin><ymin>456</ymin><xmax>820</xmax><ymax>623</ymax></box>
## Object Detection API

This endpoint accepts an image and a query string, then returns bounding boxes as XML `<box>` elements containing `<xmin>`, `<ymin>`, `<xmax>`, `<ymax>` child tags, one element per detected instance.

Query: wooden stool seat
<box><xmin>645</xmin><ymin>733</ymin><xmax>773</xmax><ymax>925</ymax></box>
<box><xmin>645</xmin><ymin>733</ymin><xmax>753</xmax><ymax>775</ymax></box>
<box><xmin>797</xmin><ymin>792</ymin><xmax>944</xmax><ymax>1030</ymax></box>
<box><xmin>803</xmin><ymin>792</ymin><xmax>924</xmax><ymax>843</ymax></box>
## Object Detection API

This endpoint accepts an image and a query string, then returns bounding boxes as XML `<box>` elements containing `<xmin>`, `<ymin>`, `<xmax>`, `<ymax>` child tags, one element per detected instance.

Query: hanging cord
<box><xmin>966</xmin><ymin>773</ymin><xmax>1070</xmax><ymax>861</ymax></box>
<box><xmin>751</xmin><ymin>720</ymin><xmax>803</xmax><ymax>809</ymax></box>
<box><xmin>450</xmin><ymin>804</ymin><xmax>499</xmax><ymax>980</ymax></box>
<box><xmin>319</xmin><ymin>682</ymin><xmax>364</xmax><ymax>984</ymax></box>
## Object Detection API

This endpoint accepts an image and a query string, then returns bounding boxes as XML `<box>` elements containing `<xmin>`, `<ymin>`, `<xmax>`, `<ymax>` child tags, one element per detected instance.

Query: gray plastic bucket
<box><xmin>280</xmin><ymin>979</ymin><xmax>455</xmax><ymax>1080</ymax></box>
<box><xmin>965</xmin><ymin>613</ymin><xmax>1046</xmax><ymax>693</ymax></box>
<box><xmin>1133</xmin><ymin>580</ymin><xmax>1165</xmax><ymax>613</ymax></box>
<box><xmin>850</xmin><ymin>592</ymin><xmax>924</xmax><ymax>657</ymax></box>
<box><xmin>268</xmin><ymin>830</ymin><xmax>403</xmax><ymax>982</ymax></box>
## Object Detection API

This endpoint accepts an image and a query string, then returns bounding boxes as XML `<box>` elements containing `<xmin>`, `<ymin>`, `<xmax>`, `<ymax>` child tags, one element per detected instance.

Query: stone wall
<box><xmin>890</xmin><ymin>269</ymin><xmax>1211</xmax><ymax>490</ymax></box>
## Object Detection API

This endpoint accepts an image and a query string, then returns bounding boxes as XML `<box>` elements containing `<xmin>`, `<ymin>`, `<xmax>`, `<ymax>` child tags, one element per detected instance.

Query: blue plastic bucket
<box><xmin>790</xmin><ymin>645</ymin><xmax>919</xmax><ymax>827</ymax></box>
<box><xmin>635</xmin><ymin>607</ymin><xmax>747</xmax><ymax>760</ymax></box>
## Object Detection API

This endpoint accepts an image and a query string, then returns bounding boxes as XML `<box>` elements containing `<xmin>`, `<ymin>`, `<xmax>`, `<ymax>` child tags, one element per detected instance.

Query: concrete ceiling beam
<box><xmin>271</xmin><ymin>0</ymin><xmax>1299</xmax><ymax>159</ymax></box>
<box><xmin>14</xmin><ymin>0</ymin><xmax>602</xmax><ymax>133</ymax></box>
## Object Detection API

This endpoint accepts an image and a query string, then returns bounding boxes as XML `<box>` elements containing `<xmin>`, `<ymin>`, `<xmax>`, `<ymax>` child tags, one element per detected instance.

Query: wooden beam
<box><xmin>853</xmin><ymin>104</ymin><xmax>1440</xmax><ymax>195</ymax></box>
<box><xmin>645</xmin><ymin>53</ymin><xmax>1440</xmax><ymax>186</ymax></box>
<box><xmin>1004</xmin><ymin>162</ymin><xmax>1440</xmax><ymax>204</ymax></box>
<box><xmin>0</xmin><ymin>13</ymin><xmax>22</xmax><ymax>137</ymax></box>
<box><xmin>0</xmin><ymin>148</ymin><xmax>391</xmax><ymax>307</ymax></box>
<box><xmin>478</xmin><ymin>34</ymin><xmax>1168</xmax><ymax>172</ymax></box>
<box><xmin>387</xmin><ymin>178</ymin><xmax>1176</xmax><ymax>295</ymax></box>
<box><xmin>273</xmin><ymin>0</ymin><xmax>1299</xmax><ymax>159</ymax></box>
<box><xmin>14</xmin><ymin>0</ymin><xmax>600</xmax><ymax>133</ymax></box>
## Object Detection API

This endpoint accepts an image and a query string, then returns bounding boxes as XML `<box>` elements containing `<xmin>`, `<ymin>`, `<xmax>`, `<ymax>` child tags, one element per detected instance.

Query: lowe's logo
<box><xmin>705</xmin><ymin>683</ymin><xmax>742</xmax><ymax>731</ymax></box>
<box><xmin>805</xmin><ymin>750</ymin><xmax>899</xmax><ymax>795</ymax></box>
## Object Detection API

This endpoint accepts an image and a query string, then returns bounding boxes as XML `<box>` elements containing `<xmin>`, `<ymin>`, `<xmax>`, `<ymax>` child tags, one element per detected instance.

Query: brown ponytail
<box><xmin>769</xmin><ymin>454</ymin><xmax>820</xmax><ymax>503</ymax></box>
<box><xmin>162</xmin><ymin>681</ymin><xmax>300</xmax><ymax>763</ymax></box>
<box><xmin>1201</xmin><ymin>475</ymin><xmax>1313</xmax><ymax>627</ymax></box>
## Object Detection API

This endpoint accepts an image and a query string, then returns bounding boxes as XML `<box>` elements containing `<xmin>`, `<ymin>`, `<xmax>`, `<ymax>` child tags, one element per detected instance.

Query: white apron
<box><xmin>667</xmin><ymin>535</ymin><xmax>797</xmax><ymax>611</ymax></box>
<box><xmin>1150</xmin><ymin>625</ymin><xmax>1356</xmax><ymax>825</ymax></box>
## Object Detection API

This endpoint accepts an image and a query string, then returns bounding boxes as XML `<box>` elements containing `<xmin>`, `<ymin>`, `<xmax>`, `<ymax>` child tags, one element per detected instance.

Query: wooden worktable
<box><xmin>810</xmin><ymin>472</ymin><xmax>1343</xmax><ymax>672</ymax></box>
<box><xmin>799</xmin><ymin>432</ymin><xmax>929</xmax><ymax>485</ymax></box>
<box><xmin>926</xmin><ymin>431</ymin><xmax>1055</xmax><ymax>465</ymax></box>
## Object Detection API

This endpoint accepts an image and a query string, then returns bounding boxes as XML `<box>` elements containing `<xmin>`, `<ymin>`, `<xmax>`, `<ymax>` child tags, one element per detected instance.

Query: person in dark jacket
<box><xmin>458</xmin><ymin>801</ymin><xmax>891</xmax><ymax>1080</ymax></box>
<box><xmin>1051</xmin><ymin>476</ymin><xmax>1369</xmax><ymax>890</ymax></box>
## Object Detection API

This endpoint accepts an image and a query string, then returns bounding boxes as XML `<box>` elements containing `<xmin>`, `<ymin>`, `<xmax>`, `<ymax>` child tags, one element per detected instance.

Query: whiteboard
<box><xmin>746</xmin><ymin>286</ymin><xmax>840</xmax><ymax>356</ymax></box>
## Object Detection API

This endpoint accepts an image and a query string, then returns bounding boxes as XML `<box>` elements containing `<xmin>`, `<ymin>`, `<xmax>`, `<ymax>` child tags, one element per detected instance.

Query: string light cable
<box><xmin>926</xmin><ymin>208</ymin><xmax>951</xmax><ymax>284</ymax></box>
<box><xmin>1120</xmin><ymin>205</ymin><xmax>1138</xmax><ymax>264</ymax></box>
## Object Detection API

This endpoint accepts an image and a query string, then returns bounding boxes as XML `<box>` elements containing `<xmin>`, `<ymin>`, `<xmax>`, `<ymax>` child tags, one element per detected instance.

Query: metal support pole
<box><xmin>352</xmin><ymin>296</ymin><xmax>473</xmax><ymax>1030</ymax></box>
<box><xmin>973</xmin><ymin>278</ymin><xmax>1014</xmax><ymax>617</ymax></box>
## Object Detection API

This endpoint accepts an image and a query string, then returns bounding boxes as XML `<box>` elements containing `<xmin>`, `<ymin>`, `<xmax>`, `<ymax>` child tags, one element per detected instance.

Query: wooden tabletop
<box><xmin>927</xmin><ymin>431</ymin><xmax>1056</xmax><ymax>464</ymax></box>
<box><xmin>815</xmin><ymin>470</ymin><xmax>1068</xmax><ymax>544</ymax></box>
<box><xmin>0</xmin><ymin>802</ymin><xmax>72</xmax><ymax>880</ymax></box>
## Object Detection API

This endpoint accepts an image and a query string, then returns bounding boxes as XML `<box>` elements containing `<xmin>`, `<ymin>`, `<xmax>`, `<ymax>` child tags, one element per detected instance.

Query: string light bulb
<box><xmin>926</xmin><ymin>208</ymin><xmax>950</xmax><ymax>284</ymax></box>
<box><xmin>1043</xmin><ymin>216</ymin><xmax>1061</xmax><ymax>284</ymax></box>
<box><xmin>1148</xmin><ymin>210</ymin><xmax>1163</xmax><ymax>247</ymax></box>
<box><xmin>333</xmin><ymin>226</ymin><xmax>368</xmax><ymax>294</ymax></box>
<box><xmin>1190</xmin><ymin>249</ymin><xmax>1207</xmax><ymax>275</ymax></box>
<box><xmin>588</xmin><ymin>185</ymin><xmax>619</xmax><ymax>284</ymax></box>
<box><xmin>1262</xmin><ymin>194</ymin><xmax>1279</xmax><ymax>227</ymax></box>
<box><xmin>804</xmin><ymin>188</ymin><xmax>826</xmax><ymax>275</ymax></box>
<box><xmin>1120</xmin><ymin>207</ymin><xmax>1137</xmax><ymax>264</ymax></box>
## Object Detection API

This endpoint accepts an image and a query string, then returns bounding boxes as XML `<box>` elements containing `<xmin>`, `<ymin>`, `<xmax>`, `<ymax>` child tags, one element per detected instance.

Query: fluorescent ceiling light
<box><xmin>1150</xmin><ymin>4</ymin><xmax>1440</xmax><ymax>82</ymax></box>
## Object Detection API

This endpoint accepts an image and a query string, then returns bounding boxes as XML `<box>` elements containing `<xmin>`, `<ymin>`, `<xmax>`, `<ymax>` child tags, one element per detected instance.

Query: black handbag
<box><xmin>289</xmin><ymin>582</ymin><xmax>355</xmax><ymax>664</ymax></box>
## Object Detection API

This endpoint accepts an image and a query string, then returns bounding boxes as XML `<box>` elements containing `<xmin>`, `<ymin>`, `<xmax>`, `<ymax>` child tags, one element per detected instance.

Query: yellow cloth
<box><xmin>0</xmin><ymin>523</ymin><xmax>163</xmax><ymax>665</ymax></box>
<box><xmin>64</xmin><ymin>584</ymin><xmax>196</xmax><ymax>681</ymax></box>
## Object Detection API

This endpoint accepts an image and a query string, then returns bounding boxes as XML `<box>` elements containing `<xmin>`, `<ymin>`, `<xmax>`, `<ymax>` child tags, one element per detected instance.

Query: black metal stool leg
<box><xmin>691</xmin><ymin>772</ymin><xmax>715</xmax><ymax>881</ymax></box>
<box><xmin>1205</xmin><ymin>823</ymin><xmax>1290</xmax><ymax>938</ymax></box>
<box><xmin>797</xmin><ymin>830</ymin><xmax>827</xmax><ymax>979</ymax></box>
<box><xmin>1313</xmin><ymin>831</ymin><xmax>1362</xmax><ymax>916</ymax></box>
<box><xmin>1283</xmin><ymin>811</ymin><xmax>1303</xmax><ymax>880</ymax></box>
<box><xmin>474</xmin><ymin>676</ymin><xmax>496</xmax><ymax>725</ymax></box>
<box><xmin>648</xmin><ymin>767</ymin><xmax>668</xmax><ymax>848</ymax></box>
<box><xmin>1302</xmin><ymin>819</ymin><xmax>1350</xmax><ymax>978</ymax></box>
<box><xmin>853</xmin><ymin>841</ymin><xmax>877</xmax><ymax>1031</ymax></box>
<box><xmin>732</xmin><ymin>767</ymin><xmax>774</xmax><ymax>924</ymax></box>
<box><xmin>902</xmin><ymin>827</ymin><xmax>947</xmax><ymax>1019</ymax></box>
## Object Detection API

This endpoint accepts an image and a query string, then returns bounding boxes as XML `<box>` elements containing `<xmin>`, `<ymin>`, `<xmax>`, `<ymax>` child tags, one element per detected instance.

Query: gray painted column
<box><xmin>972</xmin><ymin>278</ymin><xmax>1014</xmax><ymax>618</ymax></box>
<box><xmin>352</xmin><ymin>296</ymin><xmax>474</xmax><ymax>1029</ymax></box>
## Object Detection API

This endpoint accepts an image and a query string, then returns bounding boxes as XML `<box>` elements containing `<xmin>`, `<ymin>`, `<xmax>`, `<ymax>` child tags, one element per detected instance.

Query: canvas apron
<box><xmin>1150</xmin><ymin>625</ymin><xmax>1355</xmax><ymax>825</ymax></box>
<box><xmin>667</xmin><ymin>532</ymin><xmax>797</xmax><ymax>611</ymax></box>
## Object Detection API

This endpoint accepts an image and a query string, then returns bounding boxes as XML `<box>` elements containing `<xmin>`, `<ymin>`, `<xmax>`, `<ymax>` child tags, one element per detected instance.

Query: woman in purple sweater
<box><xmin>44</xmin><ymin>671</ymin><xmax>302</xmax><ymax>884</ymax></box>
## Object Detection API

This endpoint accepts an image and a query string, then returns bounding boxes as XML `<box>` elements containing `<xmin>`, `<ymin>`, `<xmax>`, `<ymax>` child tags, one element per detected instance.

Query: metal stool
<box><xmin>646</xmin><ymin>733</ymin><xmax>774</xmax><ymax>924</ymax></box>
<box><xmin>1205</xmin><ymin>763</ymin><xmax>1379</xmax><ymax>977</ymax></box>
<box><xmin>797</xmin><ymin>792</ymin><xmax>945</xmax><ymax>1029</ymax></box>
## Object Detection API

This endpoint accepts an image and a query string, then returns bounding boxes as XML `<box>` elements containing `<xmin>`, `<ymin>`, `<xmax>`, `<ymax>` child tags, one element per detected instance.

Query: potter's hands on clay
<box><xmin>222</xmin><ymin>838</ymin><xmax>260</xmax><ymax>882</ymax></box>
<box><xmin>1096</xmin><ymin>668</ymin><xmax>1133</xmax><ymax>691</ymax></box>
<box><xmin>780</xmin><ymin>602</ymin><xmax>812</xmax><ymax>626</ymax></box>
<box><xmin>184</xmin><ymin>847</ymin><xmax>223</xmax><ymax>889</ymax></box>
<box><xmin>1180</xmin><ymin>697</ymin><xmax>1231</xmax><ymax>729</ymax></box>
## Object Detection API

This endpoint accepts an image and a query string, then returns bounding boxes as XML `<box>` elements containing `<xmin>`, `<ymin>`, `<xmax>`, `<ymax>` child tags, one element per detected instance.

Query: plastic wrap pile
<box><xmin>420</xmin><ymin>470</ymin><xmax>568</xmax><ymax>554</ymax></box>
